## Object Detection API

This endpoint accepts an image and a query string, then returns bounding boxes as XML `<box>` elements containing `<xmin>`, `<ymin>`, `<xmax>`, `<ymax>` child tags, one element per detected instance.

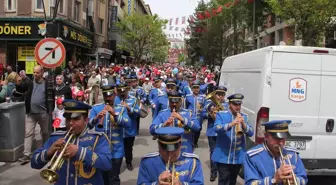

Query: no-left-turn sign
<box><xmin>34</xmin><ymin>38</ymin><xmax>66</xmax><ymax>68</ymax></box>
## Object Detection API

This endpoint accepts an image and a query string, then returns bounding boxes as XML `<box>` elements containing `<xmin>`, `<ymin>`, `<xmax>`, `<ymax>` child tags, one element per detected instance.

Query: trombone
<box><xmin>40</xmin><ymin>127</ymin><xmax>76</xmax><ymax>184</ymax></box>
<box><xmin>278</xmin><ymin>146</ymin><xmax>298</xmax><ymax>185</ymax></box>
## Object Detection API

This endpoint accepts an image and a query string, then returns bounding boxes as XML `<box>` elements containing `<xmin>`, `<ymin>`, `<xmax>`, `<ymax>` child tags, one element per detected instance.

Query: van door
<box><xmin>269</xmin><ymin>51</ymin><xmax>322</xmax><ymax>160</ymax></box>
<box><xmin>314</xmin><ymin>55</ymin><xmax>336</xmax><ymax>167</ymax></box>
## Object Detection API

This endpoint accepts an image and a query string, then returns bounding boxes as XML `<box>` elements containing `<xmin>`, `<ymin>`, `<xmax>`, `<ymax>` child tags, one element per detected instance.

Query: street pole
<box><xmin>252</xmin><ymin>0</ymin><xmax>256</xmax><ymax>50</ymax></box>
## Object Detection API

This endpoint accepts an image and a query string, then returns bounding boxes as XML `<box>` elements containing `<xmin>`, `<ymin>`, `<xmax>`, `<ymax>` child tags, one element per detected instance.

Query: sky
<box><xmin>143</xmin><ymin>0</ymin><xmax>207</xmax><ymax>40</ymax></box>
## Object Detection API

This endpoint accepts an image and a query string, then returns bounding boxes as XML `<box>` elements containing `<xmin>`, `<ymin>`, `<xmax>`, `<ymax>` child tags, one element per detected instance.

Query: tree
<box><xmin>117</xmin><ymin>13</ymin><xmax>168</xmax><ymax>63</ymax></box>
<box><xmin>265</xmin><ymin>0</ymin><xmax>336</xmax><ymax>46</ymax></box>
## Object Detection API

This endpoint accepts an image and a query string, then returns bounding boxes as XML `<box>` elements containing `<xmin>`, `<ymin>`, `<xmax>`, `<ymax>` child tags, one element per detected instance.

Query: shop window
<box><xmin>74</xmin><ymin>1</ymin><xmax>81</xmax><ymax>22</ymax></box>
<box><xmin>6</xmin><ymin>0</ymin><xmax>16</xmax><ymax>11</ymax></box>
<box><xmin>98</xmin><ymin>18</ymin><xmax>104</xmax><ymax>34</ymax></box>
<box><xmin>35</xmin><ymin>0</ymin><xmax>43</xmax><ymax>10</ymax></box>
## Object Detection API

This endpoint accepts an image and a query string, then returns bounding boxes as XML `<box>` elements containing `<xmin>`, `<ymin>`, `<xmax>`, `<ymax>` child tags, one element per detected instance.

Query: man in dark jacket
<box><xmin>18</xmin><ymin>65</ymin><xmax>52</xmax><ymax>165</ymax></box>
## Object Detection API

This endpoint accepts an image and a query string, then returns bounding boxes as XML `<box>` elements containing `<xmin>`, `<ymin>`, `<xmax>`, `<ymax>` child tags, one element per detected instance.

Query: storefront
<box><xmin>0</xmin><ymin>18</ymin><xmax>94</xmax><ymax>74</ymax></box>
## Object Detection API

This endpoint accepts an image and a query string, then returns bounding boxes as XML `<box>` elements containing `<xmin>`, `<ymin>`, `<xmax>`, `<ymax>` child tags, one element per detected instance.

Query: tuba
<box><xmin>278</xmin><ymin>146</ymin><xmax>299</xmax><ymax>185</ymax></box>
<box><xmin>40</xmin><ymin>128</ymin><xmax>76</xmax><ymax>183</ymax></box>
<box><xmin>206</xmin><ymin>91</ymin><xmax>225</xmax><ymax>120</ymax></box>
<box><xmin>135</xmin><ymin>92</ymin><xmax>149</xmax><ymax>118</ymax></box>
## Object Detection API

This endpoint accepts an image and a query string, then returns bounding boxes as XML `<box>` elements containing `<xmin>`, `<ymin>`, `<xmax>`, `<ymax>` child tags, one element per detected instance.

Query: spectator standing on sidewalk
<box><xmin>18</xmin><ymin>65</ymin><xmax>51</xmax><ymax>165</ymax></box>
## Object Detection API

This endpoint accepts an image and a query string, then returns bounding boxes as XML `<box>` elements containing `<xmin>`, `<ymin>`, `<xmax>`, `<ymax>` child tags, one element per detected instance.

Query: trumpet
<box><xmin>40</xmin><ymin>128</ymin><xmax>75</xmax><ymax>183</ymax></box>
<box><xmin>165</xmin><ymin>157</ymin><xmax>176</xmax><ymax>185</ymax></box>
<box><xmin>278</xmin><ymin>146</ymin><xmax>298</xmax><ymax>185</ymax></box>
<box><xmin>235</xmin><ymin>113</ymin><xmax>244</xmax><ymax>137</ymax></box>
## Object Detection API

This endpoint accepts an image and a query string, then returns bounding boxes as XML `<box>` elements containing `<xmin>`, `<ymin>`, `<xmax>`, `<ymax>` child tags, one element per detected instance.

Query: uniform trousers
<box><xmin>217</xmin><ymin>163</ymin><xmax>241</xmax><ymax>185</ymax></box>
<box><xmin>136</xmin><ymin>117</ymin><xmax>140</xmax><ymax>134</ymax></box>
<box><xmin>193</xmin><ymin>124</ymin><xmax>202</xmax><ymax>146</ymax></box>
<box><xmin>102</xmin><ymin>158</ymin><xmax>122</xmax><ymax>185</ymax></box>
<box><xmin>208</xmin><ymin>136</ymin><xmax>218</xmax><ymax>175</ymax></box>
<box><xmin>124</xmin><ymin>137</ymin><xmax>135</xmax><ymax>165</ymax></box>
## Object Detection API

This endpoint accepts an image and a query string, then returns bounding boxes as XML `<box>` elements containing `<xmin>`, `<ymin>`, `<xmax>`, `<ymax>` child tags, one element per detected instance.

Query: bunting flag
<box><xmin>182</xmin><ymin>16</ymin><xmax>186</xmax><ymax>24</ymax></box>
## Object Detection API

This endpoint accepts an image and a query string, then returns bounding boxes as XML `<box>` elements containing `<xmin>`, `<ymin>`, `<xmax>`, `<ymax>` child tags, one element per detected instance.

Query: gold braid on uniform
<box><xmin>75</xmin><ymin>136</ymin><xmax>99</xmax><ymax>178</ymax></box>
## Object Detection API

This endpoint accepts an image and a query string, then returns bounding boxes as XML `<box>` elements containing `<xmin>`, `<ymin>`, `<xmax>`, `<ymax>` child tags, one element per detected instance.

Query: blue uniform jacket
<box><xmin>181</xmin><ymin>85</ymin><xmax>193</xmax><ymax>97</ymax></box>
<box><xmin>31</xmin><ymin>129</ymin><xmax>112</xmax><ymax>185</ymax></box>
<box><xmin>244</xmin><ymin>144</ymin><xmax>308</xmax><ymax>185</ymax></box>
<box><xmin>150</xmin><ymin>108</ymin><xmax>200</xmax><ymax>153</ymax></box>
<box><xmin>157</xmin><ymin>93</ymin><xmax>169</xmax><ymax>113</ymax></box>
<box><xmin>199</xmin><ymin>84</ymin><xmax>208</xmax><ymax>95</ymax></box>
<box><xmin>149</xmin><ymin>88</ymin><xmax>166</xmax><ymax>119</ymax></box>
<box><xmin>137</xmin><ymin>152</ymin><xmax>204</xmax><ymax>185</ymax></box>
<box><xmin>201</xmin><ymin>100</ymin><xmax>229</xmax><ymax>137</ymax></box>
<box><xmin>185</xmin><ymin>94</ymin><xmax>206</xmax><ymax>124</ymax></box>
<box><xmin>129</xmin><ymin>86</ymin><xmax>147</xmax><ymax>103</ymax></box>
<box><xmin>89</xmin><ymin>103</ymin><xmax>132</xmax><ymax>159</ymax></box>
<box><xmin>211</xmin><ymin>110</ymin><xmax>253</xmax><ymax>164</ymax></box>
<box><xmin>114</xmin><ymin>96</ymin><xmax>140</xmax><ymax>137</ymax></box>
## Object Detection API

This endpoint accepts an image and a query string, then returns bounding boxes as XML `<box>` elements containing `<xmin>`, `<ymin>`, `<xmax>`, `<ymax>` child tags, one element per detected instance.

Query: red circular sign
<box><xmin>34</xmin><ymin>38</ymin><xmax>66</xmax><ymax>68</ymax></box>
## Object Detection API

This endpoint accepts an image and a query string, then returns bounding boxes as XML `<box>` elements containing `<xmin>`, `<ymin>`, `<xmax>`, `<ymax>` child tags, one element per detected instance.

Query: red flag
<box><xmin>247</xmin><ymin>0</ymin><xmax>255</xmax><ymax>3</ymax></box>
<box><xmin>189</xmin><ymin>15</ymin><xmax>194</xmax><ymax>23</ymax></box>
<box><xmin>196</xmin><ymin>12</ymin><xmax>205</xmax><ymax>20</ymax></box>
<box><xmin>175</xmin><ymin>17</ymin><xmax>179</xmax><ymax>25</ymax></box>
<box><xmin>182</xmin><ymin>16</ymin><xmax>186</xmax><ymax>24</ymax></box>
<box><xmin>169</xmin><ymin>19</ymin><xmax>173</xmax><ymax>25</ymax></box>
<box><xmin>53</xmin><ymin>118</ymin><xmax>61</xmax><ymax>128</ymax></box>
<box><xmin>233</xmin><ymin>0</ymin><xmax>240</xmax><ymax>6</ymax></box>
<box><xmin>225</xmin><ymin>2</ymin><xmax>232</xmax><ymax>7</ymax></box>
<box><xmin>204</xmin><ymin>11</ymin><xmax>212</xmax><ymax>19</ymax></box>
<box><xmin>217</xmin><ymin>5</ymin><xmax>223</xmax><ymax>13</ymax></box>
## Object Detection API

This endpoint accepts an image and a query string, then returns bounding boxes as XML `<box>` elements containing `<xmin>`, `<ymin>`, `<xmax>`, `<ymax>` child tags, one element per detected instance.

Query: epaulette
<box><xmin>142</xmin><ymin>152</ymin><xmax>159</xmax><ymax>159</ymax></box>
<box><xmin>199</xmin><ymin>94</ymin><xmax>206</xmax><ymax>97</ymax></box>
<box><xmin>284</xmin><ymin>146</ymin><xmax>299</xmax><ymax>153</ymax></box>
<box><xmin>246</xmin><ymin>147</ymin><xmax>264</xmax><ymax>157</ymax></box>
<box><xmin>185</xmin><ymin>94</ymin><xmax>193</xmax><ymax>97</ymax></box>
<box><xmin>87</xmin><ymin>130</ymin><xmax>104</xmax><ymax>136</ymax></box>
<box><xmin>158</xmin><ymin>93</ymin><xmax>166</xmax><ymax>97</ymax></box>
<box><xmin>182</xmin><ymin>152</ymin><xmax>199</xmax><ymax>159</ymax></box>
<box><xmin>51</xmin><ymin>130</ymin><xmax>66</xmax><ymax>136</ymax></box>
<box><xmin>218</xmin><ymin>110</ymin><xmax>228</xmax><ymax>113</ymax></box>
<box><xmin>93</xmin><ymin>103</ymin><xmax>104</xmax><ymax>107</ymax></box>
<box><xmin>159</xmin><ymin>109</ymin><xmax>169</xmax><ymax>113</ymax></box>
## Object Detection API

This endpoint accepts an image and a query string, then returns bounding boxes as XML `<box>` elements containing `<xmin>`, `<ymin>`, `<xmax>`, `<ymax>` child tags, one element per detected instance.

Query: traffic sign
<box><xmin>34</xmin><ymin>38</ymin><xmax>66</xmax><ymax>68</ymax></box>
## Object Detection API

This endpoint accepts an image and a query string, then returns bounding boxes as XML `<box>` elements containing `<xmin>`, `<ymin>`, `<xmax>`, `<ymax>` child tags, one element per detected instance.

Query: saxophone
<box><xmin>206</xmin><ymin>91</ymin><xmax>224</xmax><ymax>120</ymax></box>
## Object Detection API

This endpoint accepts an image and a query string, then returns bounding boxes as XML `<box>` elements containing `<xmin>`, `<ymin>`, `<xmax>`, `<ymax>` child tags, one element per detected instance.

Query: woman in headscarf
<box><xmin>54</xmin><ymin>75</ymin><xmax>72</xmax><ymax>99</ymax></box>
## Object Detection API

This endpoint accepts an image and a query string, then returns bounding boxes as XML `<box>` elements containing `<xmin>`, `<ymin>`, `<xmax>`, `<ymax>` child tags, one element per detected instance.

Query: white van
<box><xmin>219</xmin><ymin>46</ymin><xmax>336</xmax><ymax>175</ymax></box>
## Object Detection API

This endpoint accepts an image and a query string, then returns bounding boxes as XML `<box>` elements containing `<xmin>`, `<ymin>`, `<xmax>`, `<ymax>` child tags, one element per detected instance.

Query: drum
<box><xmin>139</xmin><ymin>102</ymin><xmax>149</xmax><ymax>118</ymax></box>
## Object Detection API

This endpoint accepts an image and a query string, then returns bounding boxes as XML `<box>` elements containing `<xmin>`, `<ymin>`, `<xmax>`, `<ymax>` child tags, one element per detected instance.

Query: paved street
<box><xmin>0</xmin><ymin>115</ymin><xmax>335</xmax><ymax>185</ymax></box>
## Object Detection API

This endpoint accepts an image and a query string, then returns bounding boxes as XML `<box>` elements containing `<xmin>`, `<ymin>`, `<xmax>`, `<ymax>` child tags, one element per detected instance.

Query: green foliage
<box><xmin>117</xmin><ymin>13</ymin><xmax>169</xmax><ymax>63</ymax></box>
<box><xmin>265</xmin><ymin>0</ymin><xmax>336</xmax><ymax>46</ymax></box>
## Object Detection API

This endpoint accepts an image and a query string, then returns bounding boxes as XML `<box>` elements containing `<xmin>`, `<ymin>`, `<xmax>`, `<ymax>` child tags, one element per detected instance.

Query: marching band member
<box><xmin>31</xmin><ymin>99</ymin><xmax>112</xmax><ymax>185</ymax></box>
<box><xmin>244</xmin><ymin>120</ymin><xmax>308</xmax><ymax>185</ymax></box>
<box><xmin>89</xmin><ymin>85</ymin><xmax>132</xmax><ymax>185</ymax></box>
<box><xmin>149</xmin><ymin>77</ymin><xmax>166</xmax><ymax>119</ymax></box>
<box><xmin>128</xmin><ymin>75</ymin><xmax>147</xmax><ymax>134</ymax></box>
<box><xmin>114</xmin><ymin>83</ymin><xmax>140</xmax><ymax>171</ymax></box>
<box><xmin>137</xmin><ymin>127</ymin><xmax>204</xmax><ymax>185</ymax></box>
<box><xmin>185</xmin><ymin>81</ymin><xmax>206</xmax><ymax>149</ymax></box>
<box><xmin>198</xmin><ymin>76</ymin><xmax>208</xmax><ymax>95</ymax></box>
<box><xmin>180</xmin><ymin>74</ymin><xmax>194</xmax><ymax>97</ymax></box>
<box><xmin>201</xmin><ymin>86</ymin><xmax>229</xmax><ymax>182</ymax></box>
<box><xmin>212</xmin><ymin>93</ymin><xmax>254</xmax><ymax>185</ymax></box>
<box><xmin>157</xmin><ymin>78</ymin><xmax>178</xmax><ymax>113</ymax></box>
<box><xmin>150</xmin><ymin>91</ymin><xmax>200</xmax><ymax>153</ymax></box>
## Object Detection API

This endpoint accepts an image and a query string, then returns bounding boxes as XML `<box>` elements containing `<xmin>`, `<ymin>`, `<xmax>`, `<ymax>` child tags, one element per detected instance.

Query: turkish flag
<box><xmin>53</xmin><ymin>118</ymin><xmax>61</xmax><ymax>128</ymax></box>
<box><xmin>216</xmin><ymin>5</ymin><xmax>223</xmax><ymax>13</ymax></box>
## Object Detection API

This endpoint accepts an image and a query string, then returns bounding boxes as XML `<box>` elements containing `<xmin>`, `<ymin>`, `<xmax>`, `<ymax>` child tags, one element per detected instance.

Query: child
<box><xmin>52</xmin><ymin>98</ymin><xmax>66</xmax><ymax>131</ymax></box>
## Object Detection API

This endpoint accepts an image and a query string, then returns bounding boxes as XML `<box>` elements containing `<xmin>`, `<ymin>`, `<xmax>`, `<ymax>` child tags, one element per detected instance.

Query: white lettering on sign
<box><xmin>289</xmin><ymin>78</ymin><xmax>307</xmax><ymax>102</ymax></box>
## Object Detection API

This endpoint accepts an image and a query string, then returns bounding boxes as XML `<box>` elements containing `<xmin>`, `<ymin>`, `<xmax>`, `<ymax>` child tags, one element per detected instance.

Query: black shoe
<box><xmin>152</xmin><ymin>135</ymin><xmax>157</xmax><ymax>140</ymax></box>
<box><xmin>210</xmin><ymin>173</ymin><xmax>217</xmax><ymax>182</ymax></box>
<box><xmin>127</xmin><ymin>164</ymin><xmax>133</xmax><ymax>171</ymax></box>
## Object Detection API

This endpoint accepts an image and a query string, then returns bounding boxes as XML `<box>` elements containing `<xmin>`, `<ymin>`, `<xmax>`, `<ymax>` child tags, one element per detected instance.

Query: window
<box><xmin>35</xmin><ymin>0</ymin><xmax>43</xmax><ymax>10</ymax></box>
<box><xmin>74</xmin><ymin>1</ymin><xmax>80</xmax><ymax>22</ymax></box>
<box><xmin>98</xmin><ymin>18</ymin><xmax>104</xmax><ymax>34</ymax></box>
<box><xmin>50</xmin><ymin>0</ymin><xmax>64</xmax><ymax>14</ymax></box>
<box><xmin>6</xmin><ymin>0</ymin><xmax>16</xmax><ymax>11</ymax></box>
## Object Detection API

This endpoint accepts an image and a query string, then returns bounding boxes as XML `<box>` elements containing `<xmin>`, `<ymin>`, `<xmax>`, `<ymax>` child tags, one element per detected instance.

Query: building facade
<box><xmin>108</xmin><ymin>0</ymin><xmax>151</xmax><ymax>64</ymax></box>
<box><xmin>0</xmin><ymin>0</ymin><xmax>112</xmax><ymax>74</ymax></box>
